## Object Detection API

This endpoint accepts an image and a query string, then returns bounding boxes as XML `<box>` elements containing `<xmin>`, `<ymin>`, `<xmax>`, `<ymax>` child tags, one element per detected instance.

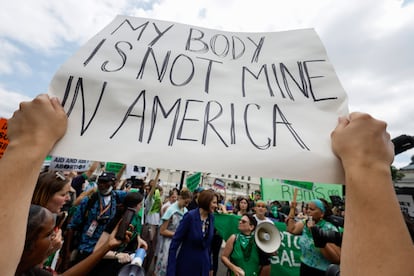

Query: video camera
<box><xmin>310</xmin><ymin>225</ymin><xmax>343</xmax><ymax>248</ymax></box>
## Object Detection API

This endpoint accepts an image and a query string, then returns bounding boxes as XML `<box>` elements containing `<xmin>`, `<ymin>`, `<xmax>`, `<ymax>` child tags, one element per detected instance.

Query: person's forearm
<box><xmin>341</xmin><ymin>166</ymin><xmax>414</xmax><ymax>275</ymax></box>
<box><xmin>319</xmin><ymin>243</ymin><xmax>340</xmax><ymax>264</ymax></box>
<box><xmin>221</xmin><ymin>256</ymin><xmax>237</xmax><ymax>273</ymax></box>
<box><xmin>0</xmin><ymin>142</ymin><xmax>52</xmax><ymax>275</ymax></box>
<box><xmin>62</xmin><ymin>242</ymin><xmax>112</xmax><ymax>276</ymax></box>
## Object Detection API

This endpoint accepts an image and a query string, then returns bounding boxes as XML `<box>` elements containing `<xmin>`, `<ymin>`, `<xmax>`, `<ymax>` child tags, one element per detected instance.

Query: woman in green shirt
<box><xmin>221</xmin><ymin>214</ymin><xmax>270</xmax><ymax>276</ymax></box>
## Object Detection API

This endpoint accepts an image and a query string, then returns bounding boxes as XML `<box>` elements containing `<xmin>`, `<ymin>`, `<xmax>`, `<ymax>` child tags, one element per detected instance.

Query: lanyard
<box><xmin>98</xmin><ymin>196</ymin><xmax>112</xmax><ymax>218</ymax></box>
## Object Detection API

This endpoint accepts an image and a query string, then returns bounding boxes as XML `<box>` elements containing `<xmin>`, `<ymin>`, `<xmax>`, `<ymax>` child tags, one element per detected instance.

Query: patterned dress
<box><xmin>154</xmin><ymin>202</ymin><xmax>187</xmax><ymax>276</ymax></box>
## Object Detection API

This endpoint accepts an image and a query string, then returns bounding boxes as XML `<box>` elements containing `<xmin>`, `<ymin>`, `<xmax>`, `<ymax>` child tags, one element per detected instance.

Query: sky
<box><xmin>0</xmin><ymin>0</ymin><xmax>413</xmax><ymax>169</ymax></box>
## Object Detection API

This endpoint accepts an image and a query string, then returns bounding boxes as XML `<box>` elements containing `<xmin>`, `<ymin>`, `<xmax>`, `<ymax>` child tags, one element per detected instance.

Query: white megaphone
<box><xmin>118</xmin><ymin>248</ymin><xmax>146</xmax><ymax>276</ymax></box>
<box><xmin>254</xmin><ymin>221</ymin><xmax>282</xmax><ymax>254</ymax></box>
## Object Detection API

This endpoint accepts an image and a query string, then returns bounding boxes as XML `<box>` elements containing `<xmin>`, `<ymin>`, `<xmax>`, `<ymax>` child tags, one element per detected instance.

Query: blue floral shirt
<box><xmin>68</xmin><ymin>190</ymin><xmax>126</xmax><ymax>253</ymax></box>
<box><xmin>298</xmin><ymin>219</ymin><xmax>338</xmax><ymax>271</ymax></box>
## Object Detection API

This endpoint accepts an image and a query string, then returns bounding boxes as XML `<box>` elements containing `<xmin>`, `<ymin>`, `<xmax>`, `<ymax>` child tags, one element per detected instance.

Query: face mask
<box><xmin>100</xmin><ymin>185</ymin><xmax>113</xmax><ymax>196</ymax></box>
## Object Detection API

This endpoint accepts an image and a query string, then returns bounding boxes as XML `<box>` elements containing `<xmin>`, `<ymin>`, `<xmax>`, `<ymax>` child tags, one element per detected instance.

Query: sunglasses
<box><xmin>239</xmin><ymin>219</ymin><xmax>249</xmax><ymax>224</ymax></box>
<box><xmin>55</xmin><ymin>171</ymin><xmax>66</xmax><ymax>181</ymax></box>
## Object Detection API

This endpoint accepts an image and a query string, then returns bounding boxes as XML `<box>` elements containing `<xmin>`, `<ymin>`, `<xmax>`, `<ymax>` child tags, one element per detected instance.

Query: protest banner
<box><xmin>125</xmin><ymin>164</ymin><xmax>148</xmax><ymax>179</ymax></box>
<box><xmin>214</xmin><ymin>213</ymin><xmax>300</xmax><ymax>276</ymax></box>
<box><xmin>49</xmin><ymin>15</ymin><xmax>348</xmax><ymax>184</ymax></box>
<box><xmin>282</xmin><ymin>179</ymin><xmax>313</xmax><ymax>191</ymax></box>
<box><xmin>213</xmin><ymin>178</ymin><xmax>226</xmax><ymax>190</ymax></box>
<box><xmin>49</xmin><ymin>156</ymin><xmax>91</xmax><ymax>171</ymax></box>
<box><xmin>0</xmin><ymin>118</ymin><xmax>8</xmax><ymax>159</ymax></box>
<box><xmin>261</xmin><ymin>178</ymin><xmax>343</xmax><ymax>202</ymax></box>
<box><xmin>186</xmin><ymin>172</ymin><xmax>202</xmax><ymax>192</ymax></box>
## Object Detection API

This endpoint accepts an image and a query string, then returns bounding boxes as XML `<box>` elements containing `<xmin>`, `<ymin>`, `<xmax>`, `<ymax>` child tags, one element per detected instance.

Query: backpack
<box><xmin>70</xmin><ymin>191</ymin><xmax>122</xmax><ymax>249</ymax></box>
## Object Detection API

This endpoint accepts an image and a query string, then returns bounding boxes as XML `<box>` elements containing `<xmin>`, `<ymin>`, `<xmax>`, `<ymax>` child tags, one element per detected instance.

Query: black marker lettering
<box><xmin>148</xmin><ymin>96</ymin><xmax>181</xmax><ymax>146</ymax></box>
<box><xmin>169</xmin><ymin>54</ymin><xmax>195</xmax><ymax>86</ymax></box>
<box><xmin>280</xmin><ymin>62</ymin><xmax>309</xmax><ymax>100</ymax></box>
<box><xmin>242</xmin><ymin>64</ymin><xmax>274</xmax><ymax>97</ymax></box>
<box><xmin>272</xmin><ymin>104</ymin><xmax>309</xmax><ymax>150</ymax></box>
<box><xmin>196</xmin><ymin>57</ymin><xmax>222</xmax><ymax>94</ymax></box>
<box><xmin>248</xmin><ymin>36</ymin><xmax>265</xmax><ymax>63</ymax></box>
<box><xmin>61</xmin><ymin>76</ymin><xmax>106</xmax><ymax>136</ymax></box>
<box><xmin>83</xmin><ymin>38</ymin><xmax>106</xmax><ymax>66</ymax></box>
<box><xmin>202</xmin><ymin>101</ymin><xmax>228</xmax><ymax>147</ymax></box>
<box><xmin>101</xmin><ymin>41</ymin><xmax>132</xmax><ymax>72</ymax></box>
<box><xmin>232</xmin><ymin>36</ymin><xmax>246</xmax><ymax>60</ymax></box>
<box><xmin>149</xmin><ymin>22</ymin><xmax>174</xmax><ymax>46</ymax></box>
<box><xmin>185</xmin><ymin>28</ymin><xmax>209</xmax><ymax>53</ymax></box>
<box><xmin>111</xmin><ymin>19</ymin><xmax>149</xmax><ymax>41</ymax></box>
<box><xmin>210</xmin><ymin>34</ymin><xmax>229</xmax><ymax>57</ymax></box>
<box><xmin>303</xmin><ymin>60</ymin><xmax>338</xmax><ymax>102</ymax></box>
<box><xmin>137</xmin><ymin>47</ymin><xmax>171</xmax><ymax>82</ymax></box>
<box><xmin>110</xmin><ymin>90</ymin><xmax>146</xmax><ymax>141</ymax></box>
<box><xmin>177</xmin><ymin>99</ymin><xmax>203</xmax><ymax>142</ymax></box>
<box><xmin>244</xmin><ymin>103</ymin><xmax>271</xmax><ymax>150</ymax></box>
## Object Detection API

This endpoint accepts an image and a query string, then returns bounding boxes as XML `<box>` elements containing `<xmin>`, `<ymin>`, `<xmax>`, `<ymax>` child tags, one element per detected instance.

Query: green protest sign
<box><xmin>105</xmin><ymin>162</ymin><xmax>124</xmax><ymax>173</ymax></box>
<box><xmin>261</xmin><ymin>178</ymin><xmax>343</xmax><ymax>202</ymax></box>
<box><xmin>186</xmin><ymin>172</ymin><xmax>202</xmax><ymax>192</ymax></box>
<box><xmin>282</xmin><ymin>180</ymin><xmax>313</xmax><ymax>190</ymax></box>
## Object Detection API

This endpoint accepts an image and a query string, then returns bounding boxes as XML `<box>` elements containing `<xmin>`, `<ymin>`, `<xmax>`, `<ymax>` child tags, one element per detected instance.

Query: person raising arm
<box><xmin>331</xmin><ymin>112</ymin><xmax>414</xmax><ymax>276</ymax></box>
<box><xmin>0</xmin><ymin>94</ymin><xmax>67</xmax><ymax>275</ymax></box>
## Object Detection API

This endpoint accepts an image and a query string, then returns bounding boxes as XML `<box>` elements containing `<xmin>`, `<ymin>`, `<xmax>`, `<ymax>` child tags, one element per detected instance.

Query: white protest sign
<box><xmin>49</xmin><ymin>15</ymin><xmax>348</xmax><ymax>184</ymax></box>
<box><xmin>49</xmin><ymin>156</ymin><xmax>91</xmax><ymax>171</ymax></box>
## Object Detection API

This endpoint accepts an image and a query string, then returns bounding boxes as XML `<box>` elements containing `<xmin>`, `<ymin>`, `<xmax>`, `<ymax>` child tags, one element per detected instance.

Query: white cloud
<box><xmin>0</xmin><ymin>87</ymin><xmax>32</xmax><ymax>119</ymax></box>
<box><xmin>0</xmin><ymin>39</ymin><xmax>26</xmax><ymax>75</ymax></box>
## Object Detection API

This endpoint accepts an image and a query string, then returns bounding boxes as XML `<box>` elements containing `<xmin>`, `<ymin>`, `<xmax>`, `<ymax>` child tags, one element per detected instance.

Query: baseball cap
<box><xmin>98</xmin><ymin>171</ymin><xmax>116</xmax><ymax>182</ymax></box>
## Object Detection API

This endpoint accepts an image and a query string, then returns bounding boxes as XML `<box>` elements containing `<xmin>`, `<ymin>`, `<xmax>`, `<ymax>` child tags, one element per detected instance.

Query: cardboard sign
<box><xmin>49</xmin><ymin>15</ymin><xmax>348</xmax><ymax>184</ymax></box>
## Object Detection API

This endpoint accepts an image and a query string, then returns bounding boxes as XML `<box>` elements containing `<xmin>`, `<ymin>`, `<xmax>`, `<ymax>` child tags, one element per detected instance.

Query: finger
<box><xmin>335</xmin><ymin>116</ymin><xmax>350</xmax><ymax>131</ymax></box>
<box><xmin>50</xmin><ymin>96</ymin><xmax>63</xmax><ymax>111</ymax></box>
<box><xmin>348</xmin><ymin>111</ymin><xmax>366</xmax><ymax>121</ymax></box>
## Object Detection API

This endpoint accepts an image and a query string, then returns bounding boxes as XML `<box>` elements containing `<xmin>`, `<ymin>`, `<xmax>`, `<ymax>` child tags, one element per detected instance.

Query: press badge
<box><xmin>86</xmin><ymin>220</ymin><xmax>98</xmax><ymax>237</ymax></box>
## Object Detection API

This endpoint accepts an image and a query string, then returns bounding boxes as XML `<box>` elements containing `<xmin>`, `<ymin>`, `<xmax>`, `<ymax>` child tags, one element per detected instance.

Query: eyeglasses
<box><xmin>239</xmin><ymin>219</ymin><xmax>249</xmax><ymax>224</ymax></box>
<box><xmin>256</xmin><ymin>205</ymin><xmax>266</xmax><ymax>208</ymax></box>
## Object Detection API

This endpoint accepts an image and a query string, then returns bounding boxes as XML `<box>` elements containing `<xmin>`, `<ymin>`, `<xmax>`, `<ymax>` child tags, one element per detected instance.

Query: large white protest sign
<box><xmin>49</xmin><ymin>15</ymin><xmax>348</xmax><ymax>184</ymax></box>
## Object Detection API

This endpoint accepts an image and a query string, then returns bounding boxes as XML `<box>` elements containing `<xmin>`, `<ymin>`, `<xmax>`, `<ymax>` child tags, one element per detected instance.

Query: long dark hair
<box><xmin>25</xmin><ymin>205</ymin><xmax>50</xmax><ymax>250</ymax></box>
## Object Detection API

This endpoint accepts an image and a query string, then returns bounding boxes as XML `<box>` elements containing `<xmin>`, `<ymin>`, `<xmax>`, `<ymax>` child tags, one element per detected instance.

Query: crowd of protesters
<box><xmin>2</xmin><ymin>95</ymin><xmax>414</xmax><ymax>276</ymax></box>
<box><xmin>10</xmin><ymin>150</ymin><xmax>351</xmax><ymax>276</ymax></box>
<box><xmin>9</xmin><ymin>156</ymin><xmax>414</xmax><ymax>276</ymax></box>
